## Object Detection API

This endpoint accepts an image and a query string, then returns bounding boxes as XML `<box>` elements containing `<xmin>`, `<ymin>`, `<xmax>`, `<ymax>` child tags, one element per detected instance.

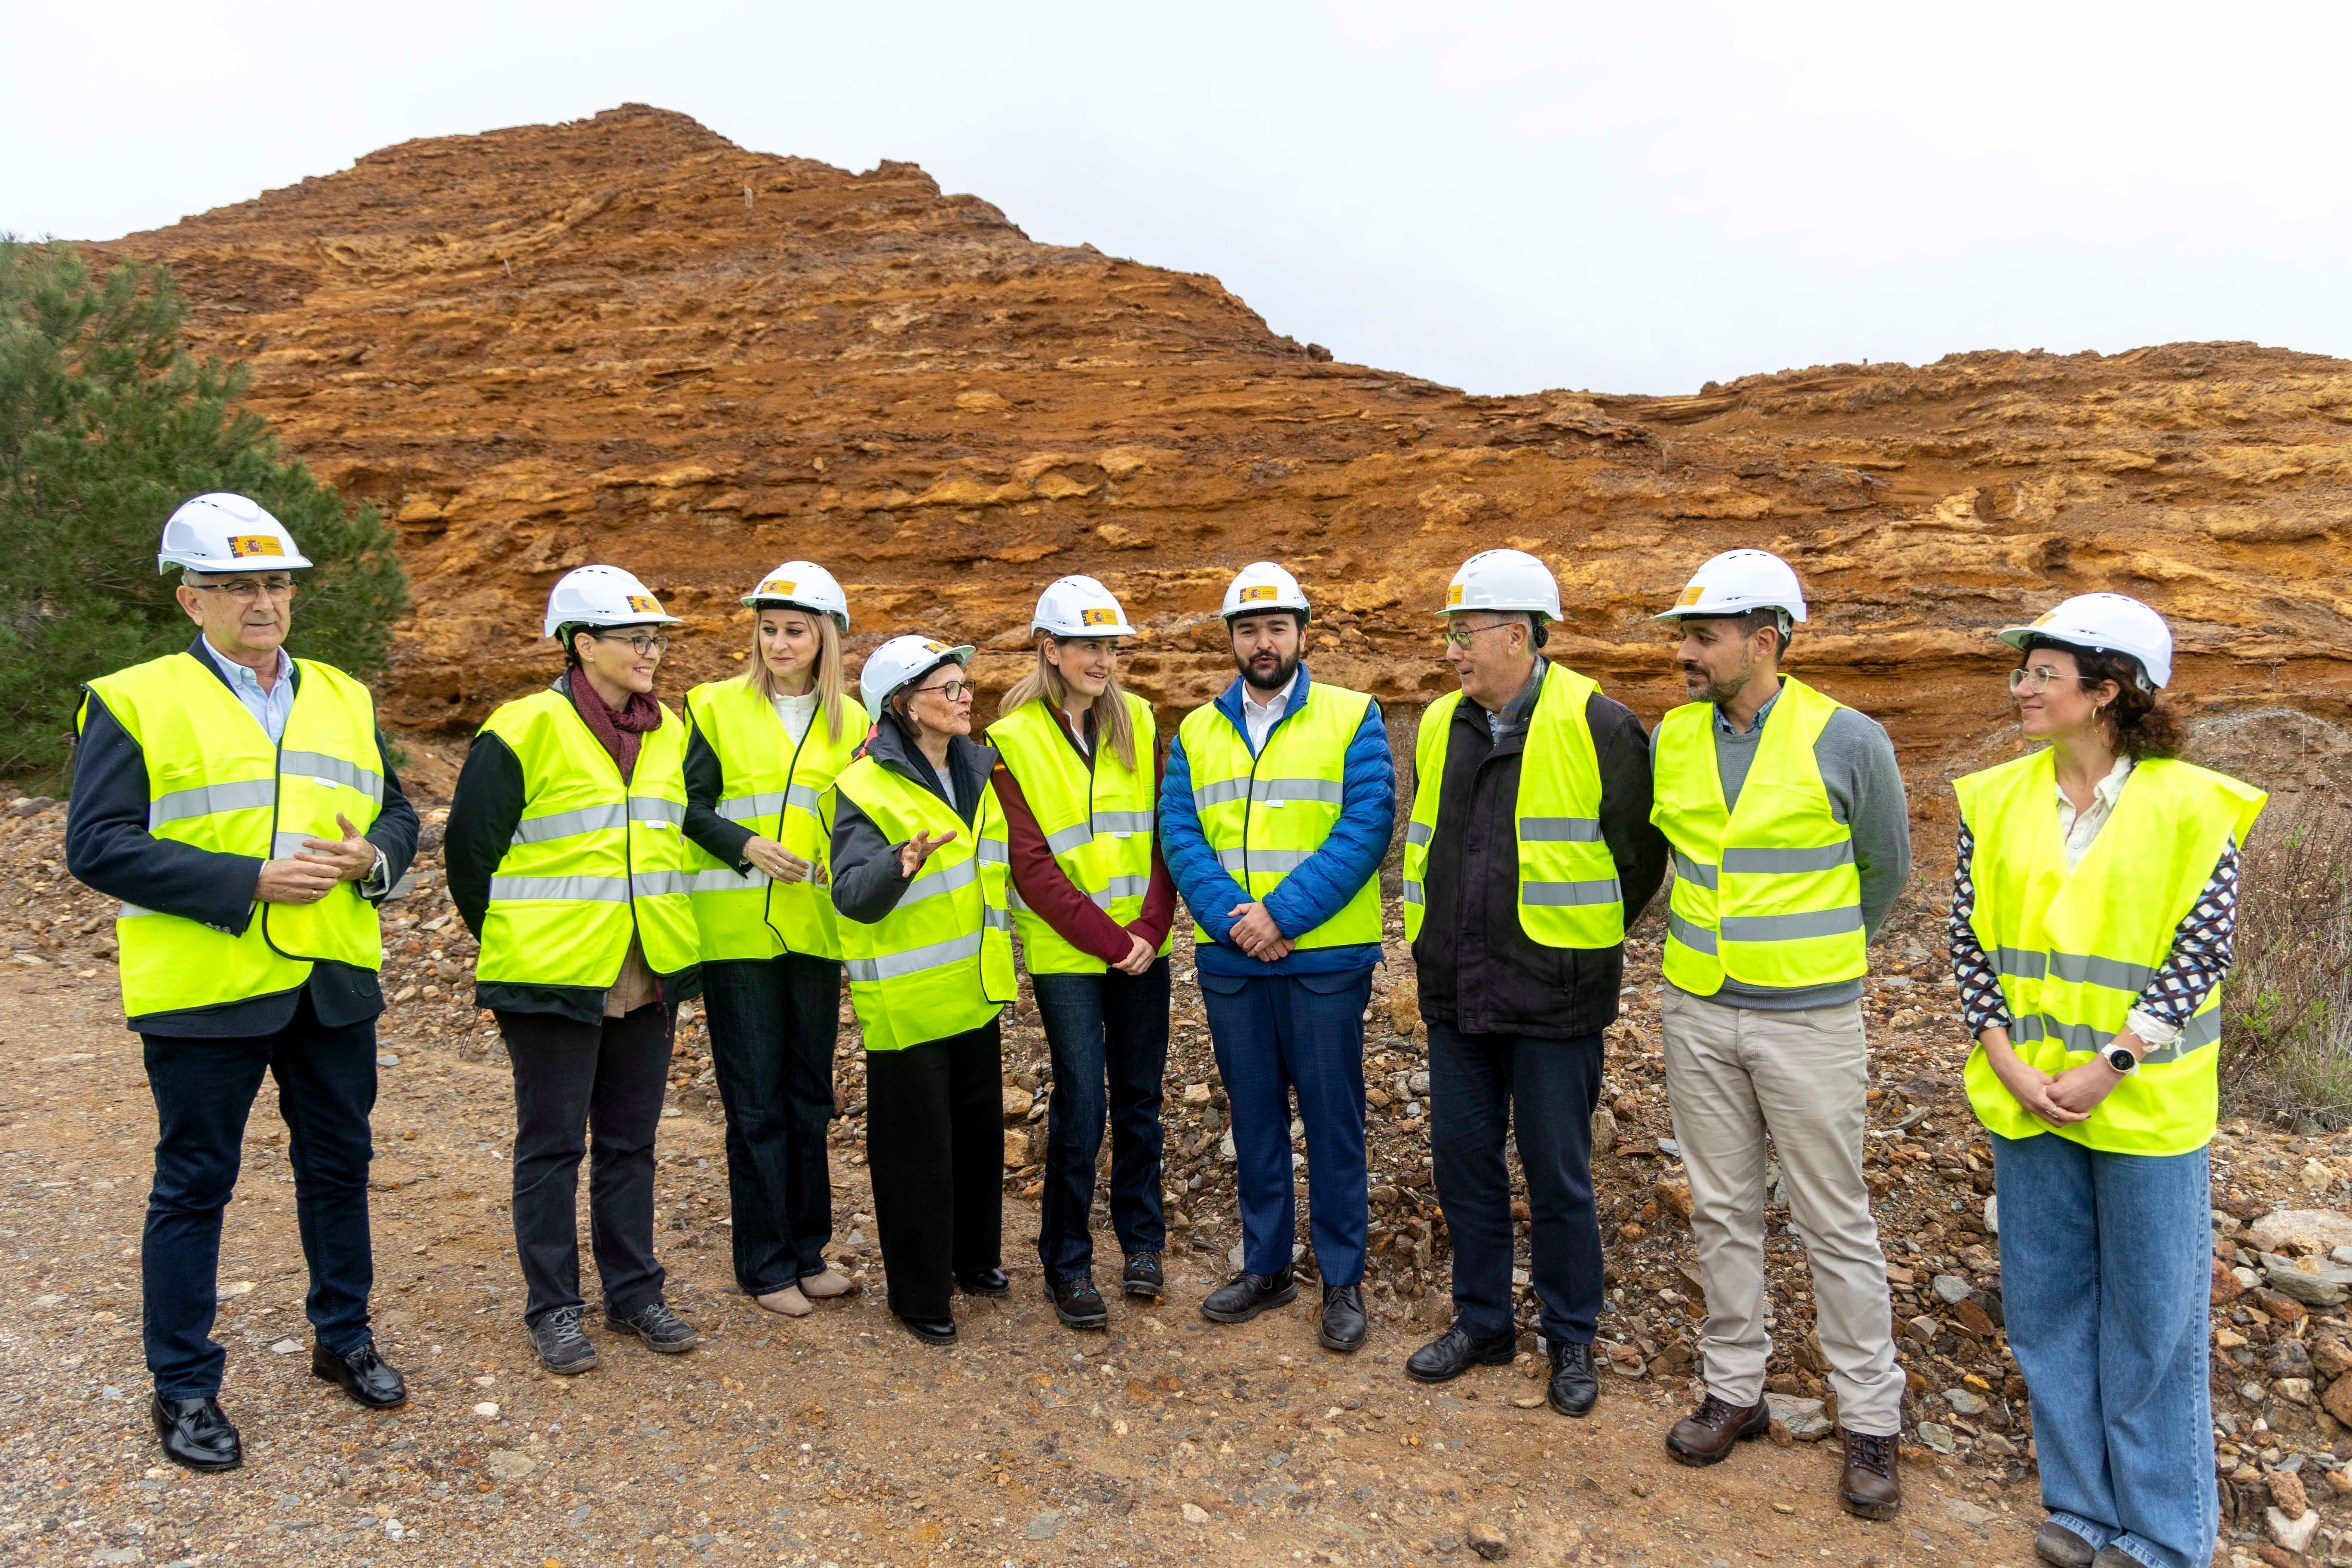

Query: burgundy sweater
<box><xmin>989</xmin><ymin>707</ymin><xmax>1176</xmax><ymax>966</ymax></box>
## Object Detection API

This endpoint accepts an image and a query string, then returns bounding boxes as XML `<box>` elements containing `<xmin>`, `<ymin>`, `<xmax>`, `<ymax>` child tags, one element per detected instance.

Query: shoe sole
<box><xmin>1404</xmin><ymin>1346</ymin><xmax>1516</xmax><ymax>1384</ymax></box>
<box><xmin>1546</xmin><ymin>1387</ymin><xmax>1598</xmax><ymax>1418</ymax></box>
<box><xmin>957</xmin><ymin>1280</ymin><xmax>1012</xmax><ymax>1298</ymax></box>
<box><xmin>1317</xmin><ymin>1329</ymin><xmax>1367</xmax><ymax>1354</ymax></box>
<box><xmin>537</xmin><ymin>1352</ymin><xmax>599</xmax><ymax>1375</ymax></box>
<box><xmin>157</xmin><ymin>1444</ymin><xmax>242</xmax><ymax>1473</ymax></box>
<box><xmin>1839</xmin><ymin>1493</ymin><xmax>1901</xmax><ymax>1522</ymax></box>
<box><xmin>1665</xmin><ymin>1410</ymin><xmax>1771</xmax><ymax>1467</ymax></box>
<box><xmin>1122</xmin><ymin>1280</ymin><xmax>1164</xmax><ymax>1299</ymax></box>
<box><xmin>897</xmin><ymin>1320</ymin><xmax>957</xmax><ymax>1345</ymax></box>
<box><xmin>604</xmin><ymin>1320</ymin><xmax>698</xmax><ymax>1354</ymax></box>
<box><xmin>1199</xmin><ymin>1284</ymin><xmax>1298</xmax><ymax>1324</ymax></box>
<box><xmin>310</xmin><ymin>1366</ymin><xmax>410</xmax><ymax>1408</ymax></box>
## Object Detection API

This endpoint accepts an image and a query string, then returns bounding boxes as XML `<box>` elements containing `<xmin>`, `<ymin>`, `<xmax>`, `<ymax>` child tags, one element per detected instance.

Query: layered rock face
<box><xmin>98</xmin><ymin>104</ymin><xmax>2352</xmax><ymax>764</ymax></box>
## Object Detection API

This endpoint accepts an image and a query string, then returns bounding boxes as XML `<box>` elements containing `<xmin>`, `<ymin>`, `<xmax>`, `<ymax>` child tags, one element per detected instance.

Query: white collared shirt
<box><xmin>1241</xmin><ymin>671</ymin><xmax>1296</xmax><ymax>753</ymax></box>
<box><xmin>2054</xmin><ymin>754</ymin><xmax>2135</xmax><ymax>873</ymax></box>
<box><xmin>202</xmin><ymin>638</ymin><xmax>295</xmax><ymax>744</ymax></box>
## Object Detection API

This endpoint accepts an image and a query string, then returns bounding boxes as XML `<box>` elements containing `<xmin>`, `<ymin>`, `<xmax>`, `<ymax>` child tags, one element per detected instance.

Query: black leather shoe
<box><xmin>1547</xmin><ymin>1338</ymin><xmax>1598</xmax><ymax>1417</ymax></box>
<box><xmin>1121</xmin><ymin>1251</ymin><xmax>1164</xmax><ymax>1299</ymax></box>
<box><xmin>605</xmin><ymin>1300</ymin><xmax>698</xmax><ymax>1354</ymax></box>
<box><xmin>311</xmin><ymin>1338</ymin><xmax>407</xmax><ymax>1408</ymax></box>
<box><xmin>956</xmin><ymin>1268</ymin><xmax>1011</xmax><ymax>1297</ymax></box>
<box><xmin>1047</xmin><ymin>1274</ymin><xmax>1109</xmax><ymax>1329</ymax></box>
<box><xmin>1318</xmin><ymin>1283</ymin><xmax>1368</xmax><ymax>1353</ymax></box>
<box><xmin>1200</xmin><ymin>1267</ymin><xmax>1296</xmax><ymax>1324</ymax></box>
<box><xmin>898</xmin><ymin>1313</ymin><xmax>958</xmax><ymax>1344</ymax></box>
<box><xmin>151</xmin><ymin>1393</ymin><xmax>241</xmax><ymax>1472</ymax></box>
<box><xmin>1405</xmin><ymin>1322</ymin><xmax>1516</xmax><ymax>1383</ymax></box>
<box><xmin>530</xmin><ymin>1305</ymin><xmax>599</xmax><ymax>1375</ymax></box>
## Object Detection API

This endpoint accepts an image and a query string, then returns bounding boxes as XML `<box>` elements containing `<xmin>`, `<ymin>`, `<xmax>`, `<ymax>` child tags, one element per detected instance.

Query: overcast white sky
<box><xmin>11</xmin><ymin>0</ymin><xmax>2349</xmax><ymax>395</ymax></box>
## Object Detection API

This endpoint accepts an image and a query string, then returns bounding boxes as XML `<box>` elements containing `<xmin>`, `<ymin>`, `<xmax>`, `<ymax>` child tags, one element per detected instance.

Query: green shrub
<box><xmin>0</xmin><ymin>238</ymin><xmax>407</xmax><ymax>782</ymax></box>
<box><xmin>2223</xmin><ymin>796</ymin><xmax>2352</xmax><ymax>1128</ymax></box>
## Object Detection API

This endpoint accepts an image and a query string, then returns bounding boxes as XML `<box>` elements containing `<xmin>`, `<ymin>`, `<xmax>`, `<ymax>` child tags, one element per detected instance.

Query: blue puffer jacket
<box><xmin>1159</xmin><ymin>663</ymin><xmax>1395</xmax><ymax>978</ymax></box>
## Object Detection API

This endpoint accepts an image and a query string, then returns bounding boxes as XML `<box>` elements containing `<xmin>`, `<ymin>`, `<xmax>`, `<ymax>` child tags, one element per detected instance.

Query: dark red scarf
<box><xmin>569</xmin><ymin>673</ymin><xmax>662</xmax><ymax>782</ymax></box>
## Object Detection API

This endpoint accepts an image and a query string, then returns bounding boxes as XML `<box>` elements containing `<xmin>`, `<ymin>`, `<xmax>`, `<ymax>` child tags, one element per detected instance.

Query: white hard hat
<box><xmin>1440</xmin><ymin>548</ymin><xmax>1562</xmax><ymax>620</ymax></box>
<box><xmin>742</xmin><ymin>560</ymin><xmax>850</xmax><ymax>632</ymax></box>
<box><xmin>1032</xmin><ymin>575</ymin><xmax>1136</xmax><ymax>637</ymax></box>
<box><xmin>1998</xmin><ymin>592</ymin><xmax>2174</xmax><ymax>691</ymax></box>
<box><xmin>157</xmin><ymin>493</ymin><xmax>314</xmax><ymax>574</ymax></box>
<box><xmin>1654</xmin><ymin>548</ymin><xmax>1808</xmax><ymax>624</ymax></box>
<box><xmin>1221</xmin><ymin>561</ymin><xmax>1311</xmax><ymax>622</ymax></box>
<box><xmin>858</xmin><ymin>634</ymin><xmax>974</xmax><ymax>710</ymax></box>
<box><xmin>543</xmin><ymin>564</ymin><xmax>684</xmax><ymax>640</ymax></box>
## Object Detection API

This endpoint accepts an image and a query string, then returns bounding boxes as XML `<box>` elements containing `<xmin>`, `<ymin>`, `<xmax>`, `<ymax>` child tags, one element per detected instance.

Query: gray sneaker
<box><xmin>605</xmin><ymin>1300</ymin><xmax>698</xmax><ymax>1354</ymax></box>
<box><xmin>530</xmin><ymin>1305</ymin><xmax>598</xmax><ymax>1375</ymax></box>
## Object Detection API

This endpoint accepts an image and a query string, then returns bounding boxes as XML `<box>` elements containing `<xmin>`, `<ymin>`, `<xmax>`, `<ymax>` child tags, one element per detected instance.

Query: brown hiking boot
<box><xmin>1664</xmin><ymin>1392</ymin><xmax>1770</xmax><ymax>1467</ymax></box>
<box><xmin>1838</xmin><ymin>1428</ymin><xmax>1902</xmax><ymax>1520</ymax></box>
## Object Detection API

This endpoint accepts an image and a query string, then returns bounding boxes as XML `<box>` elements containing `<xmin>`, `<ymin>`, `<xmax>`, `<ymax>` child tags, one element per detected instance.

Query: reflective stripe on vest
<box><xmin>1649</xmin><ymin>676</ymin><xmax>1865</xmax><ymax>995</ymax></box>
<box><xmin>833</xmin><ymin>757</ymin><xmax>1014</xmax><ymax>1051</ymax></box>
<box><xmin>475</xmin><ymin>688</ymin><xmax>700</xmax><ymax>990</ymax></box>
<box><xmin>680</xmin><ymin>679</ymin><xmax>869</xmax><ymax>962</ymax></box>
<box><xmin>1176</xmin><ymin>680</ymin><xmax>1382</xmax><ymax>951</ymax></box>
<box><xmin>1400</xmin><ymin>664</ymin><xmax>1623</xmax><ymax>948</ymax></box>
<box><xmin>80</xmin><ymin>651</ymin><xmax>387</xmax><ymax>1022</ymax></box>
<box><xmin>985</xmin><ymin>694</ymin><xmax>1170</xmax><ymax>976</ymax></box>
<box><xmin>1956</xmin><ymin>750</ymin><xmax>2266</xmax><ymax>1155</ymax></box>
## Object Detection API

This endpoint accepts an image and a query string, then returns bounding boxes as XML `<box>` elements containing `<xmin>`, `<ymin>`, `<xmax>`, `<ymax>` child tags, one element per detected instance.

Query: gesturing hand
<box><xmin>897</xmin><ymin>829</ymin><xmax>957</xmax><ymax>880</ymax></box>
<box><xmin>298</xmin><ymin>813</ymin><xmax>378</xmax><ymax>882</ymax></box>
<box><xmin>744</xmin><ymin>835</ymin><xmax>816</xmax><ymax>884</ymax></box>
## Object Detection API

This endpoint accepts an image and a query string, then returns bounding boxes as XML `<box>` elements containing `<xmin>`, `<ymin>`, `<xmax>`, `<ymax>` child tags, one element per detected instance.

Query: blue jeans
<box><xmin>1428</xmin><ymin>1026</ymin><xmax>1604</xmax><ymax>1346</ymax></box>
<box><xmin>702</xmin><ymin>956</ymin><xmax>844</xmax><ymax>1294</ymax></box>
<box><xmin>1992</xmin><ymin>1132</ymin><xmax>2216</xmax><ymax>1568</ymax></box>
<box><xmin>1199</xmin><ymin>967</ymin><xmax>1371</xmax><ymax>1287</ymax></box>
<box><xmin>1032</xmin><ymin>959</ymin><xmax>1170</xmax><ymax>1281</ymax></box>
<box><xmin>141</xmin><ymin>990</ymin><xmax>380</xmax><ymax>1398</ymax></box>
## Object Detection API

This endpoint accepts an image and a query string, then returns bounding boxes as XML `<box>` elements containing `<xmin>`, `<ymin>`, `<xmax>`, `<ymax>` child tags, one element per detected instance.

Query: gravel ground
<box><xmin>2</xmin><ymin>792</ymin><xmax>2343</xmax><ymax>1567</ymax></box>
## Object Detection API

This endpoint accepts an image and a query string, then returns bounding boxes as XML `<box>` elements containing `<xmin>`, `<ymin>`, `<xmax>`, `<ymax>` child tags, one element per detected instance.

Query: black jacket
<box><xmin>1412</xmin><ymin>662</ymin><xmax>1668</xmax><ymax>1041</ymax></box>
<box><xmin>65</xmin><ymin>637</ymin><xmax>420</xmax><ymax>1037</ymax></box>
<box><xmin>830</xmin><ymin>710</ymin><xmax>998</xmax><ymax>925</ymax></box>
<box><xmin>681</xmin><ymin>717</ymin><xmax>758</xmax><ymax>872</ymax></box>
<box><xmin>445</xmin><ymin>674</ymin><xmax>702</xmax><ymax>1025</ymax></box>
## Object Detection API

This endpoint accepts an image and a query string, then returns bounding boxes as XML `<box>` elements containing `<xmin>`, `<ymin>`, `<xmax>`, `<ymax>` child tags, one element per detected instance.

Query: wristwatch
<box><xmin>2102</xmin><ymin>1043</ymin><xmax>2141</xmax><ymax>1075</ymax></box>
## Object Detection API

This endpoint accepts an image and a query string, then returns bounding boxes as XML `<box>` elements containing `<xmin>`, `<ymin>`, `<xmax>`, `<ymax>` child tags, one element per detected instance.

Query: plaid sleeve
<box><xmin>2132</xmin><ymin>835</ymin><xmax>2240</xmax><ymax>1027</ymax></box>
<box><xmin>1948</xmin><ymin>820</ymin><xmax>2012</xmax><ymax>1035</ymax></box>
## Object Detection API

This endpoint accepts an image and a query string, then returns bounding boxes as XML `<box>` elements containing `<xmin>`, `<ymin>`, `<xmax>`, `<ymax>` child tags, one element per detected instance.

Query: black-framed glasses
<box><xmin>2008</xmin><ymin>666</ymin><xmax>2094</xmax><ymax>696</ymax></box>
<box><xmin>1440</xmin><ymin>620</ymin><xmax>1520</xmax><ymax>649</ymax></box>
<box><xmin>593</xmin><ymin>631</ymin><xmax>670</xmax><ymax>656</ymax></box>
<box><xmin>188</xmin><ymin>576</ymin><xmax>297</xmax><ymax>601</ymax></box>
<box><xmin>916</xmin><ymin>679</ymin><xmax>975</xmax><ymax>701</ymax></box>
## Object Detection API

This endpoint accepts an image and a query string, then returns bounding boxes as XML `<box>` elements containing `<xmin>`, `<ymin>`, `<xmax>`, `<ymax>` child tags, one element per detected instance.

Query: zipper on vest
<box><xmin>760</xmin><ymin>704</ymin><xmax>821</xmax><ymax>957</ymax></box>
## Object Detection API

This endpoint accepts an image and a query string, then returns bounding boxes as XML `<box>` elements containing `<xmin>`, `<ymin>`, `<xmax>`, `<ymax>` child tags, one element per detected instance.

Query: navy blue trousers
<box><xmin>1427</xmin><ymin>1024</ymin><xmax>1605</xmax><ymax>1346</ymax></box>
<box><xmin>1200</xmin><ymin>967</ymin><xmax>1371</xmax><ymax>1287</ymax></box>
<box><xmin>1032</xmin><ymin>958</ymin><xmax>1170</xmax><ymax>1281</ymax></box>
<box><xmin>702</xmin><ymin>955</ymin><xmax>844</xmax><ymax>1295</ymax></box>
<box><xmin>141</xmin><ymin>989</ymin><xmax>379</xmax><ymax>1398</ymax></box>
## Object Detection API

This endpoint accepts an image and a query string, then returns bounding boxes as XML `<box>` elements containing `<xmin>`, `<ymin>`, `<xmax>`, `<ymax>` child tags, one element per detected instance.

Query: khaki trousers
<box><xmin>1660</xmin><ymin>987</ymin><xmax>1905</xmax><ymax>1436</ymax></box>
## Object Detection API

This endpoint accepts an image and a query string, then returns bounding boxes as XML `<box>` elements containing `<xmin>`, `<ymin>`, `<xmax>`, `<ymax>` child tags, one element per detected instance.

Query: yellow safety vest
<box><xmin>1177</xmin><ymin>678</ymin><xmax>1383</xmax><ymax>950</ymax></box>
<box><xmin>832</xmin><ymin>756</ymin><xmax>1014</xmax><ymax>1051</ymax></box>
<box><xmin>80</xmin><ymin>650</ymin><xmax>386</xmax><ymax>1023</ymax></box>
<box><xmin>986</xmin><ymin>694</ymin><xmax>1171</xmax><ymax>976</ymax></box>
<box><xmin>1956</xmin><ymin>751</ymin><xmax>2264</xmax><ymax>1155</ymax></box>
<box><xmin>1650</xmin><ymin>676</ymin><xmax>1866</xmax><ymax>994</ymax></box>
<box><xmin>475</xmin><ymin>687</ymin><xmax>701</xmax><ymax>990</ymax></box>
<box><xmin>681</xmin><ymin>678</ymin><xmax>869</xmax><ymax>963</ymax></box>
<box><xmin>1403</xmin><ymin>663</ymin><xmax>1623</xmax><ymax>948</ymax></box>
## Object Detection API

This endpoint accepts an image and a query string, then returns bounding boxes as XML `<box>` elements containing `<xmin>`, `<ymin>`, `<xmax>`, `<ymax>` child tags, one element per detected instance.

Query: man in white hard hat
<box><xmin>1398</xmin><ymin>550</ymin><xmax>1667</xmax><ymax>1417</ymax></box>
<box><xmin>65</xmin><ymin>493</ymin><xmax>420</xmax><ymax>1472</ymax></box>
<box><xmin>1646</xmin><ymin>548</ymin><xmax>1911</xmax><ymax>1520</ymax></box>
<box><xmin>1160</xmin><ymin>562</ymin><xmax>1396</xmax><ymax>1353</ymax></box>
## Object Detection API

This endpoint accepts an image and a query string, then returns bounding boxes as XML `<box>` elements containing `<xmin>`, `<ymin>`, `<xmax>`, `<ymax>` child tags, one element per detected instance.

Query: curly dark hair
<box><xmin>2019</xmin><ymin>636</ymin><xmax>2183</xmax><ymax>760</ymax></box>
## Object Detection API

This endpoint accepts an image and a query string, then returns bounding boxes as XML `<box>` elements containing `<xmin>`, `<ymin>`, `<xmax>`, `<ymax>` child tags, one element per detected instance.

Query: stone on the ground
<box><xmin>2267</xmin><ymin>1504</ymin><xmax>2320</xmax><ymax>1554</ymax></box>
<box><xmin>1945</xmin><ymin>1387</ymin><xmax>1986</xmax><ymax>1415</ymax></box>
<box><xmin>1468</xmin><ymin>1522</ymin><xmax>1509</xmax><ymax>1561</ymax></box>
<box><xmin>2269</xmin><ymin>1467</ymin><xmax>2310</xmax><ymax>1519</ymax></box>
<box><xmin>1179</xmin><ymin>1503</ymin><xmax>1209</xmax><ymax>1524</ymax></box>
<box><xmin>2247</xmin><ymin>1210</ymin><xmax>2352</xmax><ymax>1254</ymax></box>
<box><xmin>1931</xmin><ymin>1274</ymin><xmax>1971</xmax><ymax>1305</ymax></box>
<box><xmin>1942</xmin><ymin>1498</ymin><xmax>1991</xmax><ymax>1527</ymax></box>
<box><xmin>1983</xmin><ymin>1195</ymin><xmax>1998</xmax><ymax>1234</ymax></box>
<box><xmin>1915</xmin><ymin>1421</ymin><xmax>1956</xmax><ymax>1453</ymax></box>
<box><xmin>1763</xmin><ymin>1393</ymin><xmax>1831</xmax><ymax>1441</ymax></box>
<box><xmin>2260</xmin><ymin>1252</ymin><xmax>2352</xmax><ymax>1306</ymax></box>
<box><xmin>1025</xmin><ymin>1510</ymin><xmax>1061</xmax><ymax>1540</ymax></box>
<box><xmin>1591</xmin><ymin>1106</ymin><xmax>1618</xmax><ymax>1155</ymax></box>
<box><xmin>485</xmin><ymin>1449</ymin><xmax>535</xmax><ymax>1481</ymax></box>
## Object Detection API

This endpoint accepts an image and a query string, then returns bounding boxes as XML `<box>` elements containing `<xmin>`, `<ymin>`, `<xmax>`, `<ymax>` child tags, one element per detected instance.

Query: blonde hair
<box><xmin>1000</xmin><ymin>636</ymin><xmax>1137</xmax><ymax>771</ymax></box>
<box><xmin>743</xmin><ymin>607</ymin><xmax>847</xmax><ymax>742</ymax></box>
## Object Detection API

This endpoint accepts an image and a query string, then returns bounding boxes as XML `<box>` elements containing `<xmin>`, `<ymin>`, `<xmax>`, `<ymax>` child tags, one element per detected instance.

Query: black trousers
<box><xmin>140</xmin><ymin>990</ymin><xmax>378</xmax><ymax>1398</ymax></box>
<box><xmin>702</xmin><ymin>955</ymin><xmax>844</xmax><ymax>1295</ymax></box>
<box><xmin>1427</xmin><ymin>1023</ymin><xmax>1605</xmax><ymax>1346</ymax></box>
<box><xmin>497</xmin><ymin>1003</ymin><xmax>673</xmax><ymax>1326</ymax></box>
<box><xmin>1032</xmin><ymin>959</ymin><xmax>1170</xmax><ymax>1281</ymax></box>
<box><xmin>863</xmin><ymin>1018</ymin><xmax>1003</xmax><ymax>1321</ymax></box>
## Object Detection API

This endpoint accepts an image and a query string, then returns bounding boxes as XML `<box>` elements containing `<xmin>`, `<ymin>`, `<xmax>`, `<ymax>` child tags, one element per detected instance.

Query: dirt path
<box><xmin>0</xmin><ymin>964</ymin><xmax>2052</xmax><ymax>1568</ymax></box>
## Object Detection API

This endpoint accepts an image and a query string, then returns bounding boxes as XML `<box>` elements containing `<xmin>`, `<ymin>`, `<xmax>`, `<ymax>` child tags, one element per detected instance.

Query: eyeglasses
<box><xmin>2008</xmin><ymin>666</ymin><xmax>2095</xmax><ymax>697</ymax></box>
<box><xmin>915</xmin><ymin>680</ymin><xmax>975</xmax><ymax>701</ymax></box>
<box><xmin>1440</xmin><ymin>621</ymin><xmax>1520</xmax><ymax>649</ymax></box>
<box><xmin>188</xmin><ymin>577</ymin><xmax>297</xmax><ymax>601</ymax></box>
<box><xmin>593</xmin><ymin>632</ymin><xmax>670</xmax><ymax>656</ymax></box>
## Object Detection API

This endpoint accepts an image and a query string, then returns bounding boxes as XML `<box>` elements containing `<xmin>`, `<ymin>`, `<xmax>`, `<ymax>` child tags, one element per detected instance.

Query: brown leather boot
<box><xmin>1665</xmin><ymin>1393</ymin><xmax>1770</xmax><ymax>1466</ymax></box>
<box><xmin>1838</xmin><ymin>1428</ymin><xmax>1902</xmax><ymax>1520</ymax></box>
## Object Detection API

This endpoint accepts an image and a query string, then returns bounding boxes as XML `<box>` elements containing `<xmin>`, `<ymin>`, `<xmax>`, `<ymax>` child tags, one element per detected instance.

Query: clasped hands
<box><xmin>1225</xmin><ymin>900</ymin><xmax>1292</xmax><ymax>964</ymax></box>
<box><xmin>255</xmin><ymin>814</ymin><xmax>377</xmax><ymax>905</ymax></box>
<box><xmin>1980</xmin><ymin>1025</ymin><xmax>2142</xmax><ymax>1127</ymax></box>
